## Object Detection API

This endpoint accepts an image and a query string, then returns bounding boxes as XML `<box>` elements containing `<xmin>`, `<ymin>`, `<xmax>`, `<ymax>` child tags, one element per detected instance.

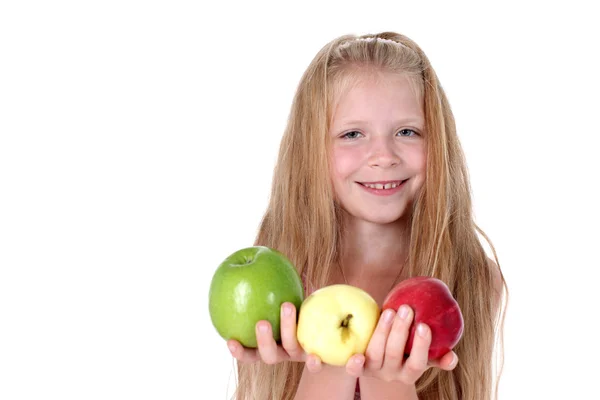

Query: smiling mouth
<box><xmin>358</xmin><ymin>180</ymin><xmax>408</xmax><ymax>190</ymax></box>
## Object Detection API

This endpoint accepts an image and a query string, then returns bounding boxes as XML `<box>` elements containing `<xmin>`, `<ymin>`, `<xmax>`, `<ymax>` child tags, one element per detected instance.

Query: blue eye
<box><xmin>342</xmin><ymin>131</ymin><xmax>363</xmax><ymax>139</ymax></box>
<box><xmin>397</xmin><ymin>129</ymin><xmax>418</xmax><ymax>137</ymax></box>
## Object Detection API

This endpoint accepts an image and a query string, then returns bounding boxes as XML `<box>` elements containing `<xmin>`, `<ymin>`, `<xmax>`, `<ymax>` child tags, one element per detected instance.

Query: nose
<box><xmin>368</xmin><ymin>136</ymin><xmax>400</xmax><ymax>168</ymax></box>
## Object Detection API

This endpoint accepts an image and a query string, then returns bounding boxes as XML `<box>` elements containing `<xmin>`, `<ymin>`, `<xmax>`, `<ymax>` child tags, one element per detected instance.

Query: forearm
<box><xmin>358</xmin><ymin>377</ymin><xmax>418</xmax><ymax>400</ymax></box>
<box><xmin>294</xmin><ymin>364</ymin><xmax>357</xmax><ymax>400</ymax></box>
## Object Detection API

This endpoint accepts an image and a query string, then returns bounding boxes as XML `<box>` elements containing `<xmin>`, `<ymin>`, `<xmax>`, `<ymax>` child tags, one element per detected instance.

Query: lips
<box><xmin>358</xmin><ymin>180</ymin><xmax>408</xmax><ymax>190</ymax></box>
<box><xmin>356</xmin><ymin>179</ymin><xmax>409</xmax><ymax>196</ymax></box>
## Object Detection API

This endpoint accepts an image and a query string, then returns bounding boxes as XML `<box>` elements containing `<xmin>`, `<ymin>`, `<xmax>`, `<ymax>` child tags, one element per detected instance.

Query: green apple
<box><xmin>297</xmin><ymin>284</ymin><xmax>380</xmax><ymax>366</ymax></box>
<box><xmin>208</xmin><ymin>246</ymin><xmax>304</xmax><ymax>348</ymax></box>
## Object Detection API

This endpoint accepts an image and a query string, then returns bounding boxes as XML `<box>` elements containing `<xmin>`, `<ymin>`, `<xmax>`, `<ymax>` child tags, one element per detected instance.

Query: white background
<box><xmin>1</xmin><ymin>1</ymin><xmax>598</xmax><ymax>399</ymax></box>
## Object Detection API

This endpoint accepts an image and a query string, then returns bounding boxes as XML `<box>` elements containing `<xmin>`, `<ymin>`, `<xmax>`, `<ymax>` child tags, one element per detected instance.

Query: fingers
<box><xmin>428</xmin><ymin>351</ymin><xmax>458</xmax><ymax>371</ymax></box>
<box><xmin>305</xmin><ymin>353</ymin><xmax>323</xmax><ymax>373</ymax></box>
<box><xmin>363</xmin><ymin>309</ymin><xmax>396</xmax><ymax>371</ymax></box>
<box><xmin>229</xmin><ymin>303</ymin><xmax>307</xmax><ymax>366</ymax></box>
<box><xmin>227</xmin><ymin>339</ymin><xmax>260</xmax><ymax>363</ymax></box>
<box><xmin>256</xmin><ymin>320</ymin><xmax>290</xmax><ymax>364</ymax></box>
<box><xmin>280</xmin><ymin>303</ymin><xmax>304</xmax><ymax>361</ymax></box>
<box><xmin>399</xmin><ymin>322</ymin><xmax>432</xmax><ymax>383</ymax></box>
<box><xmin>382</xmin><ymin>305</ymin><xmax>413</xmax><ymax>371</ymax></box>
<box><xmin>345</xmin><ymin>354</ymin><xmax>365</xmax><ymax>377</ymax></box>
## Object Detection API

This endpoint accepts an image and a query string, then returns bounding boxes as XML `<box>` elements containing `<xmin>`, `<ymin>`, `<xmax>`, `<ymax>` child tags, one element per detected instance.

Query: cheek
<box><xmin>331</xmin><ymin>147</ymin><xmax>360</xmax><ymax>180</ymax></box>
<box><xmin>410</xmin><ymin>148</ymin><xmax>427</xmax><ymax>188</ymax></box>
<box><xmin>407</xmin><ymin>145</ymin><xmax>427</xmax><ymax>173</ymax></box>
<box><xmin>416</xmin><ymin>151</ymin><xmax>427</xmax><ymax>173</ymax></box>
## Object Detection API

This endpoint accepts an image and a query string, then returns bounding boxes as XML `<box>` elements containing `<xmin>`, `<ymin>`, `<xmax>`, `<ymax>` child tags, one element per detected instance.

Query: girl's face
<box><xmin>329</xmin><ymin>71</ymin><xmax>426</xmax><ymax>225</ymax></box>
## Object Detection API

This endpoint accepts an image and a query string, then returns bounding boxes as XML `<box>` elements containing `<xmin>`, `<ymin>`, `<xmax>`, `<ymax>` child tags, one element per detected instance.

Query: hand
<box><xmin>344</xmin><ymin>305</ymin><xmax>458</xmax><ymax>384</ymax></box>
<box><xmin>227</xmin><ymin>302</ymin><xmax>323</xmax><ymax>371</ymax></box>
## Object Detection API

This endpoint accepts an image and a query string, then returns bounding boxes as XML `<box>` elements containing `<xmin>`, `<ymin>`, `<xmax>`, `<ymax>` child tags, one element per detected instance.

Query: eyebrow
<box><xmin>336</xmin><ymin>118</ymin><xmax>425</xmax><ymax>127</ymax></box>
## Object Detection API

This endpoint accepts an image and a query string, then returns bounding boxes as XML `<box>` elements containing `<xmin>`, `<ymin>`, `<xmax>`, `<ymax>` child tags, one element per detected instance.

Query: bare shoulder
<box><xmin>486</xmin><ymin>257</ymin><xmax>503</xmax><ymax>290</ymax></box>
<box><xmin>486</xmin><ymin>257</ymin><xmax>504</xmax><ymax>313</ymax></box>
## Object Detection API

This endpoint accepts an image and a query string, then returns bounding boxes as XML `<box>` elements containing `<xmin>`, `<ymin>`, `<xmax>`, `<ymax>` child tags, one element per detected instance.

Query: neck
<box><xmin>338</xmin><ymin>213</ymin><xmax>411</xmax><ymax>281</ymax></box>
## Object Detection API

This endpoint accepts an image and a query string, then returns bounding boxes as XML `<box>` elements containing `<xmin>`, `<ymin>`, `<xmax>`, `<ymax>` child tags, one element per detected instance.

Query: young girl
<box><xmin>226</xmin><ymin>31</ymin><xmax>507</xmax><ymax>400</ymax></box>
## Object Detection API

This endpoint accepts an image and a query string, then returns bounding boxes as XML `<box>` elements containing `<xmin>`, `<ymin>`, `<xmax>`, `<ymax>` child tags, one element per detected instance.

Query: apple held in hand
<box><xmin>297</xmin><ymin>284</ymin><xmax>380</xmax><ymax>366</ymax></box>
<box><xmin>383</xmin><ymin>276</ymin><xmax>463</xmax><ymax>360</ymax></box>
<box><xmin>209</xmin><ymin>246</ymin><xmax>304</xmax><ymax>348</ymax></box>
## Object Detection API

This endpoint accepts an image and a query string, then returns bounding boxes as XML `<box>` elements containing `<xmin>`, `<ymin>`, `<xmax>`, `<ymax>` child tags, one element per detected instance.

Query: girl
<box><xmin>226</xmin><ymin>31</ymin><xmax>507</xmax><ymax>400</ymax></box>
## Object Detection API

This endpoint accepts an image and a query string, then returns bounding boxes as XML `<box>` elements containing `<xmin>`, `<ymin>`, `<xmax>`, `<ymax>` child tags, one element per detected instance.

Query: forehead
<box><xmin>330</xmin><ymin>71</ymin><xmax>424</xmax><ymax>125</ymax></box>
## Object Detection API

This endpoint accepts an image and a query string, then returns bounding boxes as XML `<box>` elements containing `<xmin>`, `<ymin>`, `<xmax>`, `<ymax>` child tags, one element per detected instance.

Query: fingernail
<box><xmin>383</xmin><ymin>309</ymin><xmax>395</xmax><ymax>323</ymax></box>
<box><xmin>308</xmin><ymin>356</ymin><xmax>319</xmax><ymax>367</ymax></box>
<box><xmin>450</xmin><ymin>353</ymin><xmax>458</xmax><ymax>368</ymax></box>
<box><xmin>282</xmin><ymin>304</ymin><xmax>292</xmax><ymax>317</ymax></box>
<box><xmin>257</xmin><ymin>323</ymin><xmax>268</xmax><ymax>333</ymax></box>
<box><xmin>399</xmin><ymin>305</ymin><xmax>410</xmax><ymax>319</ymax></box>
<box><xmin>354</xmin><ymin>355</ymin><xmax>364</xmax><ymax>364</ymax></box>
<box><xmin>417</xmin><ymin>323</ymin><xmax>428</xmax><ymax>337</ymax></box>
<box><xmin>228</xmin><ymin>343</ymin><xmax>236</xmax><ymax>353</ymax></box>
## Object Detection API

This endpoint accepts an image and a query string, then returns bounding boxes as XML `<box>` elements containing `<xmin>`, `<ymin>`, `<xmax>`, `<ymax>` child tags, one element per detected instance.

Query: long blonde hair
<box><xmin>234</xmin><ymin>32</ymin><xmax>508</xmax><ymax>400</ymax></box>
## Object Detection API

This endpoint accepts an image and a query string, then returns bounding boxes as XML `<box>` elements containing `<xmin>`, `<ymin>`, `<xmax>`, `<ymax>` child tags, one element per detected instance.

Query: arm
<box><xmin>347</xmin><ymin>308</ymin><xmax>457</xmax><ymax>400</ymax></box>
<box><xmin>356</xmin><ymin>262</ymin><xmax>503</xmax><ymax>399</ymax></box>
<box><xmin>228</xmin><ymin>303</ymin><xmax>357</xmax><ymax>399</ymax></box>
<box><xmin>294</xmin><ymin>363</ymin><xmax>357</xmax><ymax>400</ymax></box>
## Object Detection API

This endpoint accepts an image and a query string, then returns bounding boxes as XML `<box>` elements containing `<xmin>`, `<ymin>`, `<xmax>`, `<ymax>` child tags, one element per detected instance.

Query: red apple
<box><xmin>382</xmin><ymin>276</ymin><xmax>464</xmax><ymax>360</ymax></box>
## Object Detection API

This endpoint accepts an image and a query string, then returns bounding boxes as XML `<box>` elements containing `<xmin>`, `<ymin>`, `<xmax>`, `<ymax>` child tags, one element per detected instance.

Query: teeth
<box><xmin>363</xmin><ymin>181</ymin><xmax>402</xmax><ymax>189</ymax></box>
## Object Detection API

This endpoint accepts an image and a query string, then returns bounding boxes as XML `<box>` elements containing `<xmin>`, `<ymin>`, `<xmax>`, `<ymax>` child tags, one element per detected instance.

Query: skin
<box><xmin>227</xmin><ymin>71</ymin><xmax>458</xmax><ymax>398</ymax></box>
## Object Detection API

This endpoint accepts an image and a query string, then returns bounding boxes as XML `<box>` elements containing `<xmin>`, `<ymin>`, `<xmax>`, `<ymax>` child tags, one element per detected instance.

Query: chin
<box><xmin>356</xmin><ymin>210</ymin><xmax>409</xmax><ymax>225</ymax></box>
<box><xmin>339</xmin><ymin>200</ymin><xmax>414</xmax><ymax>226</ymax></box>
<box><xmin>369</xmin><ymin>215</ymin><xmax>406</xmax><ymax>225</ymax></box>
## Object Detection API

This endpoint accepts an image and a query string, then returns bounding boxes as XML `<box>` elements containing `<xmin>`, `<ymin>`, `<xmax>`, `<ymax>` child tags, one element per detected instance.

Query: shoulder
<box><xmin>486</xmin><ymin>257</ymin><xmax>504</xmax><ymax>313</ymax></box>
<box><xmin>486</xmin><ymin>257</ymin><xmax>502</xmax><ymax>290</ymax></box>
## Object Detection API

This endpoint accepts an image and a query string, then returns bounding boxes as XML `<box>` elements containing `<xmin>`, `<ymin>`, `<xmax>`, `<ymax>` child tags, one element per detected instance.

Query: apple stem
<box><xmin>341</xmin><ymin>314</ymin><xmax>353</xmax><ymax>328</ymax></box>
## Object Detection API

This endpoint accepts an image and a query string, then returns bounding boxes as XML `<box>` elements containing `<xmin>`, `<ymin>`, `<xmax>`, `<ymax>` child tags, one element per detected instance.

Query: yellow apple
<box><xmin>296</xmin><ymin>284</ymin><xmax>380</xmax><ymax>366</ymax></box>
